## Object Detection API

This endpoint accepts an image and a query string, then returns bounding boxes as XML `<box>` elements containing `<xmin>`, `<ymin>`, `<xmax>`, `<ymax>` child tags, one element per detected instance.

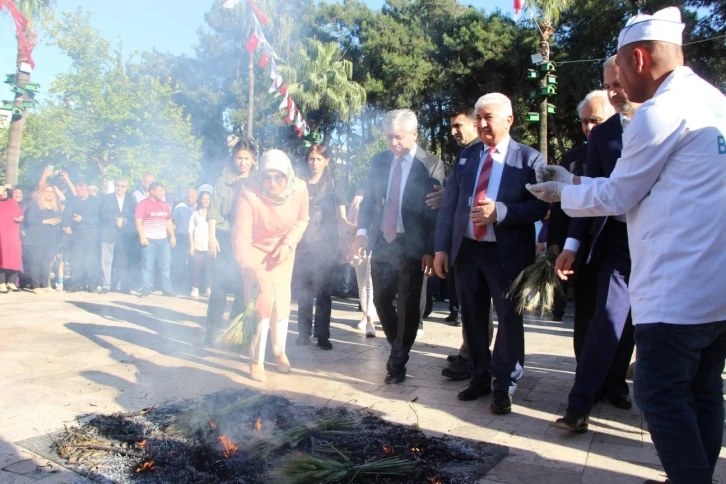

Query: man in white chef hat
<box><xmin>526</xmin><ymin>7</ymin><xmax>726</xmax><ymax>484</ymax></box>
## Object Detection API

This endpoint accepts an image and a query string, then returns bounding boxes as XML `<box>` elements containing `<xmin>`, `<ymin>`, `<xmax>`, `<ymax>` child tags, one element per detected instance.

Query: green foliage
<box><xmin>17</xmin><ymin>8</ymin><xmax>201</xmax><ymax>188</ymax></box>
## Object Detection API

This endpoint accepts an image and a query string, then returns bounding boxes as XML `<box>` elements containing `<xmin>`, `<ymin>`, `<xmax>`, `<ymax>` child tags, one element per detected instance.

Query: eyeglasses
<box><xmin>262</xmin><ymin>173</ymin><xmax>287</xmax><ymax>184</ymax></box>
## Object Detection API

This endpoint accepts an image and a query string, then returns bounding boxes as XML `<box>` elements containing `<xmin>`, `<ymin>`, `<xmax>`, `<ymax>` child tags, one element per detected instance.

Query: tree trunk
<box><xmin>548</xmin><ymin>114</ymin><xmax>566</xmax><ymax>162</ymax></box>
<box><xmin>247</xmin><ymin>48</ymin><xmax>254</xmax><ymax>141</ymax></box>
<box><xmin>538</xmin><ymin>38</ymin><xmax>550</xmax><ymax>163</ymax></box>
<box><xmin>5</xmin><ymin>27</ymin><xmax>36</xmax><ymax>186</ymax></box>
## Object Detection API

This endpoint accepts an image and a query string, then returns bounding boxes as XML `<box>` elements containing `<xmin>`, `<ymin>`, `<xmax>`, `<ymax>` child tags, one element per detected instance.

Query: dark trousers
<box><xmin>25</xmin><ymin>244</ymin><xmax>56</xmax><ymax>288</ymax></box>
<box><xmin>569</xmin><ymin>220</ymin><xmax>634</xmax><ymax>412</ymax></box>
<box><xmin>635</xmin><ymin>321</ymin><xmax>726</xmax><ymax>484</ymax></box>
<box><xmin>456</xmin><ymin>238</ymin><xmax>524</xmax><ymax>394</ymax></box>
<box><xmin>172</xmin><ymin>234</ymin><xmax>192</xmax><ymax>291</ymax></box>
<box><xmin>447</xmin><ymin>267</ymin><xmax>459</xmax><ymax>312</ymax></box>
<box><xmin>371</xmin><ymin>233</ymin><xmax>425</xmax><ymax>373</ymax></box>
<box><xmin>0</xmin><ymin>269</ymin><xmax>18</xmax><ymax>284</ymax></box>
<box><xmin>296</xmin><ymin>250</ymin><xmax>335</xmax><ymax>341</ymax></box>
<box><xmin>192</xmin><ymin>250</ymin><xmax>211</xmax><ymax>290</ymax></box>
<box><xmin>111</xmin><ymin>239</ymin><xmax>131</xmax><ymax>291</ymax></box>
<box><xmin>573</xmin><ymin>262</ymin><xmax>598</xmax><ymax>359</ymax></box>
<box><xmin>206</xmin><ymin>231</ymin><xmax>245</xmax><ymax>330</ymax></box>
<box><xmin>70</xmin><ymin>234</ymin><xmax>98</xmax><ymax>287</ymax></box>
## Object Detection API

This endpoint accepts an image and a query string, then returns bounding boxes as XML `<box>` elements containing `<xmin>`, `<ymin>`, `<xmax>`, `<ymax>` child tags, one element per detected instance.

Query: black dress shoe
<box><xmin>100</xmin><ymin>288</ymin><xmax>110</xmax><ymax>294</ymax></box>
<box><xmin>609</xmin><ymin>394</ymin><xmax>633</xmax><ymax>409</ymax></box>
<box><xmin>446</xmin><ymin>354</ymin><xmax>458</xmax><ymax>364</ymax></box>
<box><xmin>442</xmin><ymin>356</ymin><xmax>470</xmax><ymax>381</ymax></box>
<box><xmin>317</xmin><ymin>338</ymin><xmax>333</xmax><ymax>350</ymax></box>
<box><xmin>643</xmin><ymin>479</ymin><xmax>669</xmax><ymax>484</ymax></box>
<box><xmin>139</xmin><ymin>289</ymin><xmax>150</xmax><ymax>298</ymax></box>
<box><xmin>554</xmin><ymin>408</ymin><xmax>589</xmax><ymax>433</ymax></box>
<box><xmin>444</xmin><ymin>311</ymin><xmax>459</xmax><ymax>322</ymax></box>
<box><xmin>490</xmin><ymin>390</ymin><xmax>512</xmax><ymax>414</ymax></box>
<box><xmin>295</xmin><ymin>337</ymin><xmax>310</xmax><ymax>346</ymax></box>
<box><xmin>385</xmin><ymin>369</ymin><xmax>406</xmax><ymax>384</ymax></box>
<box><xmin>457</xmin><ymin>382</ymin><xmax>492</xmax><ymax>401</ymax></box>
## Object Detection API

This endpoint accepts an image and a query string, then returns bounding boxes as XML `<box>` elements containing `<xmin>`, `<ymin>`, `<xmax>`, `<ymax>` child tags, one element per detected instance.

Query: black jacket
<box><xmin>99</xmin><ymin>193</ymin><xmax>136</xmax><ymax>244</ymax></box>
<box><xmin>547</xmin><ymin>143</ymin><xmax>588</xmax><ymax>249</ymax></box>
<box><xmin>62</xmin><ymin>195</ymin><xmax>101</xmax><ymax>238</ymax></box>
<box><xmin>358</xmin><ymin>145</ymin><xmax>445</xmax><ymax>259</ymax></box>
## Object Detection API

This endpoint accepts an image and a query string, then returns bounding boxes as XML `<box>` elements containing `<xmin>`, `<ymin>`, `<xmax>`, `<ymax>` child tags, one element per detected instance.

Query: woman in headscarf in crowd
<box><xmin>294</xmin><ymin>145</ymin><xmax>348</xmax><ymax>350</ymax></box>
<box><xmin>23</xmin><ymin>184</ymin><xmax>62</xmax><ymax>293</ymax></box>
<box><xmin>233</xmin><ymin>150</ymin><xmax>309</xmax><ymax>382</ymax></box>
<box><xmin>11</xmin><ymin>187</ymin><xmax>24</xmax><ymax>208</ymax></box>
<box><xmin>347</xmin><ymin>186</ymin><xmax>377</xmax><ymax>337</ymax></box>
<box><xmin>0</xmin><ymin>184</ymin><xmax>24</xmax><ymax>293</ymax></box>
<box><xmin>204</xmin><ymin>140</ymin><xmax>257</xmax><ymax>345</ymax></box>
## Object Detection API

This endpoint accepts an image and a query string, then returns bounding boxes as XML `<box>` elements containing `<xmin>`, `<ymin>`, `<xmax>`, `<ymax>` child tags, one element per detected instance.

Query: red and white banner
<box><xmin>0</xmin><ymin>0</ymin><xmax>35</xmax><ymax>69</ymax></box>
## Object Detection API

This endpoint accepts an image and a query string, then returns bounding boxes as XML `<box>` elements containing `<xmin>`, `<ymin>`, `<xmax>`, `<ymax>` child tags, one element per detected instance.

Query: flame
<box><xmin>209</xmin><ymin>421</ymin><xmax>217</xmax><ymax>431</ymax></box>
<box><xmin>382</xmin><ymin>445</ymin><xmax>395</xmax><ymax>455</ymax></box>
<box><xmin>140</xmin><ymin>405</ymin><xmax>155</xmax><ymax>415</ymax></box>
<box><xmin>218</xmin><ymin>435</ymin><xmax>239</xmax><ymax>458</ymax></box>
<box><xmin>428</xmin><ymin>478</ymin><xmax>441</xmax><ymax>484</ymax></box>
<box><xmin>411</xmin><ymin>447</ymin><xmax>422</xmax><ymax>456</ymax></box>
<box><xmin>136</xmin><ymin>461</ymin><xmax>155</xmax><ymax>473</ymax></box>
<box><xmin>137</xmin><ymin>440</ymin><xmax>148</xmax><ymax>448</ymax></box>
<box><xmin>254</xmin><ymin>417</ymin><xmax>262</xmax><ymax>435</ymax></box>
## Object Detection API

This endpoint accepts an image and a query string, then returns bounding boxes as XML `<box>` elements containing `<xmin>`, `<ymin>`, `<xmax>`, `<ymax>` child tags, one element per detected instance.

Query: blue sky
<box><xmin>0</xmin><ymin>0</ymin><xmax>512</xmax><ymax>100</ymax></box>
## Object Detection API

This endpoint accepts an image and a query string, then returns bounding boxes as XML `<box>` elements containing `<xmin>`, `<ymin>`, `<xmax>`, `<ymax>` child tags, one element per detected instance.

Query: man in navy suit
<box><xmin>553</xmin><ymin>56</ymin><xmax>641</xmax><ymax>433</ymax></box>
<box><xmin>434</xmin><ymin>93</ymin><xmax>548</xmax><ymax>414</ymax></box>
<box><xmin>99</xmin><ymin>177</ymin><xmax>137</xmax><ymax>293</ymax></box>
<box><xmin>353</xmin><ymin>109</ymin><xmax>445</xmax><ymax>385</ymax></box>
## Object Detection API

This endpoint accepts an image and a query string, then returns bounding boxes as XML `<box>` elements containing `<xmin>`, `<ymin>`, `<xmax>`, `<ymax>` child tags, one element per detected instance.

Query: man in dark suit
<box><xmin>548</xmin><ymin>91</ymin><xmax>614</xmax><ymax>323</ymax></box>
<box><xmin>99</xmin><ymin>177</ymin><xmax>136</xmax><ymax>293</ymax></box>
<box><xmin>434</xmin><ymin>93</ymin><xmax>548</xmax><ymax>414</ymax></box>
<box><xmin>353</xmin><ymin>108</ymin><xmax>445</xmax><ymax>385</ymax></box>
<box><xmin>553</xmin><ymin>56</ymin><xmax>641</xmax><ymax>433</ymax></box>
<box><xmin>62</xmin><ymin>180</ymin><xmax>102</xmax><ymax>292</ymax></box>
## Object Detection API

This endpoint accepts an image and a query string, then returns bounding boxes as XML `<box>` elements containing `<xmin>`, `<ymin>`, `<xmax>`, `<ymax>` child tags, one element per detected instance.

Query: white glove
<box><xmin>536</xmin><ymin>165</ymin><xmax>574</xmax><ymax>185</ymax></box>
<box><xmin>526</xmin><ymin>182</ymin><xmax>565</xmax><ymax>203</ymax></box>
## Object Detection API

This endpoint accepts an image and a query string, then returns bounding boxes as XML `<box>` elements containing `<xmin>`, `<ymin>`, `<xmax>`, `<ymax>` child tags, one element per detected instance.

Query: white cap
<box><xmin>617</xmin><ymin>7</ymin><xmax>685</xmax><ymax>50</ymax></box>
<box><xmin>198</xmin><ymin>184</ymin><xmax>214</xmax><ymax>195</ymax></box>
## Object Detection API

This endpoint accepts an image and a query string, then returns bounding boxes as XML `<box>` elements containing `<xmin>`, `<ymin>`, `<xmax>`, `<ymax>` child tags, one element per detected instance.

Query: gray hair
<box><xmin>577</xmin><ymin>90</ymin><xmax>615</xmax><ymax>118</ymax></box>
<box><xmin>603</xmin><ymin>55</ymin><xmax>617</xmax><ymax>69</ymax></box>
<box><xmin>115</xmin><ymin>177</ymin><xmax>128</xmax><ymax>184</ymax></box>
<box><xmin>383</xmin><ymin>109</ymin><xmax>418</xmax><ymax>133</ymax></box>
<box><xmin>474</xmin><ymin>93</ymin><xmax>513</xmax><ymax>116</ymax></box>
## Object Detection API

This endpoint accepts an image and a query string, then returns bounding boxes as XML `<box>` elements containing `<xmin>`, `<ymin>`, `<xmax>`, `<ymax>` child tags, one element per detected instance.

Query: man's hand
<box><xmin>536</xmin><ymin>242</ymin><xmax>545</xmax><ymax>258</ymax></box>
<box><xmin>434</xmin><ymin>252</ymin><xmax>450</xmax><ymax>279</ymax></box>
<box><xmin>471</xmin><ymin>199</ymin><xmax>497</xmax><ymax>227</ymax></box>
<box><xmin>425</xmin><ymin>185</ymin><xmax>444</xmax><ymax>210</ymax></box>
<box><xmin>555</xmin><ymin>249</ymin><xmax>576</xmax><ymax>280</ymax></box>
<box><xmin>116</xmin><ymin>217</ymin><xmax>124</xmax><ymax>228</ymax></box>
<box><xmin>140</xmin><ymin>236</ymin><xmax>150</xmax><ymax>247</ymax></box>
<box><xmin>421</xmin><ymin>254</ymin><xmax>434</xmax><ymax>276</ymax></box>
<box><xmin>526</xmin><ymin>182</ymin><xmax>564</xmax><ymax>203</ymax></box>
<box><xmin>64</xmin><ymin>227</ymin><xmax>72</xmax><ymax>235</ymax></box>
<box><xmin>352</xmin><ymin>234</ymin><xmax>368</xmax><ymax>258</ymax></box>
<box><xmin>536</xmin><ymin>165</ymin><xmax>574</xmax><ymax>184</ymax></box>
<box><xmin>13</xmin><ymin>215</ymin><xmax>23</xmax><ymax>223</ymax></box>
<box><xmin>209</xmin><ymin>235</ymin><xmax>220</xmax><ymax>258</ymax></box>
<box><xmin>268</xmin><ymin>243</ymin><xmax>292</xmax><ymax>267</ymax></box>
<box><xmin>72</xmin><ymin>214</ymin><xmax>82</xmax><ymax>223</ymax></box>
<box><xmin>170</xmin><ymin>236</ymin><xmax>177</xmax><ymax>249</ymax></box>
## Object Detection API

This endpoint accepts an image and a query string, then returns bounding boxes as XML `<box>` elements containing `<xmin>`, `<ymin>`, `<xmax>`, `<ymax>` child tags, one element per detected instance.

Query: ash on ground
<box><xmin>44</xmin><ymin>389</ymin><xmax>506</xmax><ymax>483</ymax></box>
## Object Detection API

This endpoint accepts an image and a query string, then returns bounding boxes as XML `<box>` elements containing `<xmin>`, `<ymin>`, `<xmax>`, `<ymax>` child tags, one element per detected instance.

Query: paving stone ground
<box><xmin>1</xmin><ymin>289</ymin><xmax>724</xmax><ymax>483</ymax></box>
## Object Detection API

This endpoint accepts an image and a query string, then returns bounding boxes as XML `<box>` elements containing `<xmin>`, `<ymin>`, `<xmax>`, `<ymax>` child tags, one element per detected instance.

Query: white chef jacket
<box><xmin>561</xmin><ymin>66</ymin><xmax>726</xmax><ymax>326</ymax></box>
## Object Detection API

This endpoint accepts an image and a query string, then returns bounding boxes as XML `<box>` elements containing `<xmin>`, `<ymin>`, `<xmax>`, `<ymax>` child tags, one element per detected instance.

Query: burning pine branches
<box><xmin>47</xmin><ymin>389</ymin><xmax>505</xmax><ymax>483</ymax></box>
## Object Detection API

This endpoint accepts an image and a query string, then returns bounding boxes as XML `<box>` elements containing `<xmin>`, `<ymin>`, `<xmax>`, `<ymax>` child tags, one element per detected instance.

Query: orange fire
<box><xmin>209</xmin><ymin>421</ymin><xmax>217</xmax><ymax>431</ymax></box>
<box><xmin>382</xmin><ymin>445</ymin><xmax>395</xmax><ymax>455</ymax></box>
<box><xmin>254</xmin><ymin>417</ymin><xmax>263</xmax><ymax>435</ymax></box>
<box><xmin>140</xmin><ymin>405</ymin><xmax>155</xmax><ymax>415</ymax></box>
<box><xmin>428</xmin><ymin>478</ymin><xmax>441</xmax><ymax>484</ymax></box>
<box><xmin>218</xmin><ymin>435</ymin><xmax>239</xmax><ymax>458</ymax></box>
<box><xmin>411</xmin><ymin>447</ymin><xmax>422</xmax><ymax>456</ymax></box>
<box><xmin>137</xmin><ymin>440</ymin><xmax>148</xmax><ymax>448</ymax></box>
<box><xmin>136</xmin><ymin>461</ymin><xmax>155</xmax><ymax>473</ymax></box>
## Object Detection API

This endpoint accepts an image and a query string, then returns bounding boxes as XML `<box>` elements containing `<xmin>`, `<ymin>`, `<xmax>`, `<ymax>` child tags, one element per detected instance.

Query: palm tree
<box><xmin>280</xmin><ymin>38</ymin><xmax>366</xmax><ymax>141</ymax></box>
<box><xmin>3</xmin><ymin>0</ymin><xmax>53</xmax><ymax>185</ymax></box>
<box><xmin>525</xmin><ymin>0</ymin><xmax>570</xmax><ymax>163</ymax></box>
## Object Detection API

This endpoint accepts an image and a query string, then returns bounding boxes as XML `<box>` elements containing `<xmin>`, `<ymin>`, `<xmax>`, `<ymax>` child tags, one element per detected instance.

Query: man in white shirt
<box><xmin>527</xmin><ymin>7</ymin><xmax>726</xmax><ymax>483</ymax></box>
<box><xmin>353</xmin><ymin>109</ymin><xmax>445</xmax><ymax>385</ymax></box>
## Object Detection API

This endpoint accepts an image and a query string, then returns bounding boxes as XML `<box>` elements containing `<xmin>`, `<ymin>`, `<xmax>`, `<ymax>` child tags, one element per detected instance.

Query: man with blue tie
<box><xmin>552</xmin><ymin>56</ymin><xmax>641</xmax><ymax>433</ymax></box>
<box><xmin>353</xmin><ymin>109</ymin><xmax>445</xmax><ymax>385</ymax></box>
<box><xmin>434</xmin><ymin>93</ymin><xmax>548</xmax><ymax>414</ymax></box>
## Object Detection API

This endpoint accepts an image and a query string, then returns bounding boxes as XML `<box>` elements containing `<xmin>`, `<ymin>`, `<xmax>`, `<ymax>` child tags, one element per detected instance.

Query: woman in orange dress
<box><xmin>232</xmin><ymin>150</ymin><xmax>309</xmax><ymax>382</ymax></box>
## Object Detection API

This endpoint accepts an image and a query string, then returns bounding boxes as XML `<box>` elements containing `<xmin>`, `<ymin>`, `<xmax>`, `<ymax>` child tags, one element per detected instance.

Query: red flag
<box><xmin>245</xmin><ymin>32</ymin><xmax>259</xmax><ymax>52</ymax></box>
<box><xmin>247</xmin><ymin>0</ymin><xmax>270</xmax><ymax>24</ymax></box>
<box><xmin>258</xmin><ymin>50</ymin><xmax>269</xmax><ymax>68</ymax></box>
<box><xmin>1</xmin><ymin>0</ymin><xmax>35</xmax><ymax>69</ymax></box>
<box><xmin>514</xmin><ymin>0</ymin><xmax>524</xmax><ymax>15</ymax></box>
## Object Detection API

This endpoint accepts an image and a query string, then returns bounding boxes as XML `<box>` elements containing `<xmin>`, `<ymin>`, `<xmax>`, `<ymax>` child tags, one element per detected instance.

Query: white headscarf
<box><xmin>259</xmin><ymin>149</ymin><xmax>296</xmax><ymax>205</ymax></box>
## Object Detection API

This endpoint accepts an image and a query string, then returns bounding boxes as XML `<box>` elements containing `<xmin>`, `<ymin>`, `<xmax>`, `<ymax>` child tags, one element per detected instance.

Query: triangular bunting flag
<box><xmin>259</xmin><ymin>50</ymin><xmax>270</xmax><ymax>68</ymax></box>
<box><xmin>245</xmin><ymin>31</ymin><xmax>260</xmax><ymax>52</ymax></box>
<box><xmin>278</xmin><ymin>91</ymin><xmax>289</xmax><ymax>111</ymax></box>
<box><xmin>247</xmin><ymin>0</ymin><xmax>271</xmax><ymax>24</ymax></box>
